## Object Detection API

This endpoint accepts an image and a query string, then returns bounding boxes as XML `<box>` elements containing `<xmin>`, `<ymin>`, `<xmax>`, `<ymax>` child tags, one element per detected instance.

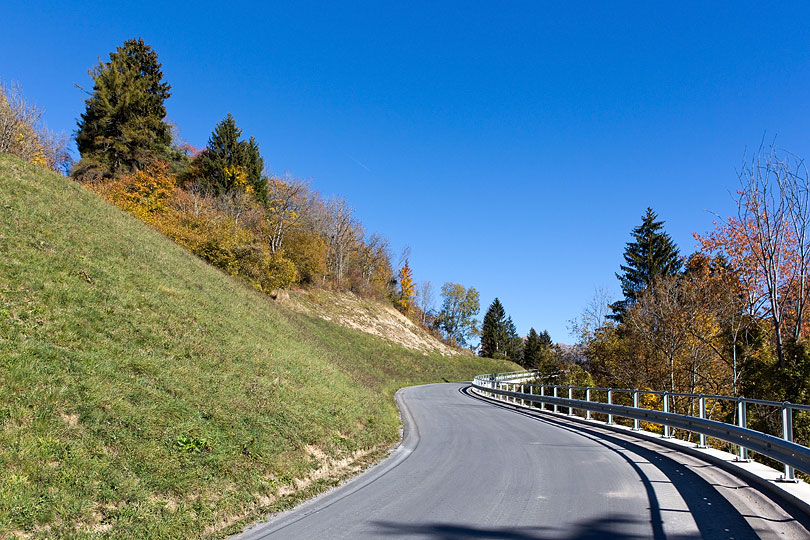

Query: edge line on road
<box><xmin>463</xmin><ymin>384</ymin><xmax>810</xmax><ymax>525</ymax></box>
<box><xmin>232</xmin><ymin>384</ymin><xmax>424</xmax><ymax>539</ymax></box>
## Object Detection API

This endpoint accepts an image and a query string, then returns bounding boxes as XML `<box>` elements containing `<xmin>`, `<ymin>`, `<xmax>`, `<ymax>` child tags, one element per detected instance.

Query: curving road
<box><xmin>236</xmin><ymin>383</ymin><xmax>810</xmax><ymax>540</ymax></box>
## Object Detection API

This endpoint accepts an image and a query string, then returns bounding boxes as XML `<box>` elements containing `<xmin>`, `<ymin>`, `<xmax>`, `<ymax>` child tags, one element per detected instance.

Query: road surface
<box><xmin>236</xmin><ymin>383</ymin><xmax>810</xmax><ymax>539</ymax></box>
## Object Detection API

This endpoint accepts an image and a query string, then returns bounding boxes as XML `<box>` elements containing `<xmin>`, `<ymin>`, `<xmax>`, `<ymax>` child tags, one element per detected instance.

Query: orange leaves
<box><xmin>98</xmin><ymin>161</ymin><xmax>177</xmax><ymax>222</ymax></box>
<box><xmin>397</xmin><ymin>260</ymin><xmax>416</xmax><ymax>315</ymax></box>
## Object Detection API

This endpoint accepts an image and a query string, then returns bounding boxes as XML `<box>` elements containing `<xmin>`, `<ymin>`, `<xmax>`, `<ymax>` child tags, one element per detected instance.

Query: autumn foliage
<box><xmin>0</xmin><ymin>81</ymin><xmax>70</xmax><ymax>173</ymax></box>
<box><xmin>576</xmin><ymin>146</ymin><xmax>810</xmax><ymax>452</ymax></box>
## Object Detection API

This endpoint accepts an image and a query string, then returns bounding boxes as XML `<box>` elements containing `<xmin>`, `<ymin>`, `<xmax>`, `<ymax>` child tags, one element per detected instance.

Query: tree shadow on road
<box><xmin>456</xmin><ymin>386</ymin><xmax>797</xmax><ymax>540</ymax></box>
<box><xmin>370</xmin><ymin>514</ymin><xmax>703</xmax><ymax>539</ymax></box>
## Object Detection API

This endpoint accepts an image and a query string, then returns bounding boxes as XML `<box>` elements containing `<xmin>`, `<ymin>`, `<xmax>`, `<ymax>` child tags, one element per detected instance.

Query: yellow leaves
<box><xmin>86</xmin><ymin>160</ymin><xmax>299</xmax><ymax>292</ymax></box>
<box><xmin>1</xmin><ymin>81</ymin><xmax>69</xmax><ymax>172</ymax></box>
<box><xmin>224</xmin><ymin>165</ymin><xmax>252</xmax><ymax>193</ymax></box>
<box><xmin>398</xmin><ymin>260</ymin><xmax>416</xmax><ymax>314</ymax></box>
<box><xmin>640</xmin><ymin>392</ymin><xmax>663</xmax><ymax>433</ymax></box>
<box><xmin>98</xmin><ymin>161</ymin><xmax>176</xmax><ymax>222</ymax></box>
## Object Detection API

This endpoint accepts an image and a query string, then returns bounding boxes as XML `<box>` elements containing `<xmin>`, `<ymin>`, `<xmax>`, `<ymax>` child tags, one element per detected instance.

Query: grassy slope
<box><xmin>0</xmin><ymin>155</ymin><xmax>517</xmax><ymax>539</ymax></box>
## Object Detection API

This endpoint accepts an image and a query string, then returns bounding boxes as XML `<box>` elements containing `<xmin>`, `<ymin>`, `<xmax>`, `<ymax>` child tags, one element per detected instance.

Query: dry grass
<box><xmin>282</xmin><ymin>288</ymin><xmax>457</xmax><ymax>355</ymax></box>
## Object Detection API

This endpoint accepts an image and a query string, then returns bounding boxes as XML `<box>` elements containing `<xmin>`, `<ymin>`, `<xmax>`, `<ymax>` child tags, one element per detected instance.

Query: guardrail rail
<box><xmin>471</xmin><ymin>370</ymin><xmax>810</xmax><ymax>481</ymax></box>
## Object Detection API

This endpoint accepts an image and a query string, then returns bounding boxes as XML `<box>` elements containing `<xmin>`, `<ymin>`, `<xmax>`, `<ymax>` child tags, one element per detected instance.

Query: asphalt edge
<box><xmin>465</xmin><ymin>384</ymin><xmax>810</xmax><ymax>522</ymax></box>
<box><xmin>232</xmin><ymin>385</ymin><xmax>423</xmax><ymax>539</ymax></box>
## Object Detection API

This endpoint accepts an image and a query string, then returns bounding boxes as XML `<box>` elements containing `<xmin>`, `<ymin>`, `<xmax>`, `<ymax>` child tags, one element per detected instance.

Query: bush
<box><xmin>0</xmin><ymin>81</ymin><xmax>70</xmax><ymax>173</ymax></box>
<box><xmin>285</xmin><ymin>230</ymin><xmax>328</xmax><ymax>284</ymax></box>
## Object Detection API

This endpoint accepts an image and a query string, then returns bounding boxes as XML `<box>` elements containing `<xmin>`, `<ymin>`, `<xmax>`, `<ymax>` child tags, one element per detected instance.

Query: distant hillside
<box><xmin>0</xmin><ymin>155</ymin><xmax>517</xmax><ymax>539</ymax></box>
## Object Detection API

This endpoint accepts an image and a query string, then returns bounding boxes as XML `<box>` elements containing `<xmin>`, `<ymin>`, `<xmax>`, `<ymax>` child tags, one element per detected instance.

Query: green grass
<box><xmin>0</xmin><ymin>155</ymin><xmax>517</xmax><ymax>539</ymax></box>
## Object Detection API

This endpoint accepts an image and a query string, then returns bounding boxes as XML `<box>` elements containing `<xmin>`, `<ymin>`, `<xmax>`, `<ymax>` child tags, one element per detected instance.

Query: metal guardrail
<box><xmin>472</xmin><ymin>370</ymin><xmax>810</xmax><ymax>481</ymax></box>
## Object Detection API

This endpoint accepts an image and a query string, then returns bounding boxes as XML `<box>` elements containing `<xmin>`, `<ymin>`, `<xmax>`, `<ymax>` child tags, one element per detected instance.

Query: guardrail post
<box><xmin>662</xmin><ymin>393</ymin><xmax>671</xmax><ymax>438</ymax></box>
<box><xmin>568</xmin><ymin>387</ymin><xmax>574</xmax><ymax>416</ymax></box>
<box><xmin>697</xmin><ymin>396</ymin><xmax>707</xmax><ymax>448</ymax></box>
<box><xmin>782</xmin><ymin>405</ymin><xmax>796</xmax><ymax>482</ymax></box>
<box><xmin>471</xmin><ymin>370</ymin><xmax>810</xmax><ymax>480</ymax></box>
<box><xmin>585</xmin><ymin>388</ymin><xmax>591</xmax><ymax>420</ymax></box>
<box><xmin>736</xmin><ymin>400</ymin><xmax>749</xmax><ymax>462</ymax></box>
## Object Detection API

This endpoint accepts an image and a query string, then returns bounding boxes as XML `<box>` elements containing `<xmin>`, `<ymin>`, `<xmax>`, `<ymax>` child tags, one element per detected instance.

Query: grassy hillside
<box><xmin>0</xmin><ymin>155</ymin><xmax>517</xmax><ymax>539</ymax></box>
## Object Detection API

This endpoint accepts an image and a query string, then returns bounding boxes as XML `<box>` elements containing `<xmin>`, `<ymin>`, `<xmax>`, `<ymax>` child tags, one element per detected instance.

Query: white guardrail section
<box><xmin>472</xmin><ymin>370</ymin><xmax>810</xmax><ymax>482</ymax></box>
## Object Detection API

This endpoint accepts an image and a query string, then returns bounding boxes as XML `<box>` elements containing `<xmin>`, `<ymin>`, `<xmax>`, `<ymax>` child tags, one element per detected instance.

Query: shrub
<box><xmin>0</xmin><ymin>81</ymin><xmax>70</xmax><ymax>173</ymax></box>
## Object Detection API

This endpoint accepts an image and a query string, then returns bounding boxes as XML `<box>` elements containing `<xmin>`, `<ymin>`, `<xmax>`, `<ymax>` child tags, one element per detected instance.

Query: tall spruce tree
<box><xmin>524</xmin><ymin>328</ymin><xmax>555</xmax><ymax>372</ymax></box>
<box><xmin>610</xmin><ymin>208</ymin><xmax>681</xmax><ymax>321</ymax></box>
<box><xmin>504</xmin><ymin>315</ymin><xmax>523</xmax><ymax>364</ymax></box>
<box><xmin>480</xmin><ymin>299</ymin><xmax>523</xmax><ymax>363</ymax></box>
<box><xmin>194</xmin><ymin>113</ymin><xmax>267</xmax><ymax>202</ymax></box>
<box><xmin>76</xmin><ymin>38</ymin><xmax>172</xmax><ymax>175</ymax></box>
<box><xmin>480</xmin><ymin>298</ymin><xmax>508</xmax><ymax>359</ymax></box>
<box><xmin>523</xmin><ymin>328</ymin><xmax>542</xmax><ymax>368</ymax></box>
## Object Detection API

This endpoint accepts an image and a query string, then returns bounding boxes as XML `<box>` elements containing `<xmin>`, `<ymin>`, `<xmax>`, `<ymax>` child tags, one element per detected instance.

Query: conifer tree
<box><xmin>480</xmin><ymin>298</ymin><xmax>508</xmax><ymax>358</ymax></box>
<box><xmin>194</xmin><ymin>114</ymin><xmax>268</xmax><ymax>202</ymax></box>
<box><xmin>523</xmin><ymin>327</ymin><xmax>542</xmax><ymax>368</ymax></box>
<box><xmin>76</xmin><ymin>38</ymin><xmax>172</xmax><ymax>175</ymax></box>
<box><xmin>610</xmin><ymin>208</ymin><xmax>681</xmax><ymax>321</ymax></box>
<box><xmin>504</xmin><ymin>315</ymin><xmax>524</xmax><ymax>364</ymax></box>
<box><xmin>523</xmin><ymin>328</ymin><xmax>554</xmax><ymax>370</ymax></box>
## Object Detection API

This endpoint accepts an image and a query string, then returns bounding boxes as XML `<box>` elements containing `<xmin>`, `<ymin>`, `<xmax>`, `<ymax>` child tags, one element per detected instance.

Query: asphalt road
<box><xmin>235</xmin><ymin>383</ymin><xmax>810</xmax><ymax>540</ymax></box>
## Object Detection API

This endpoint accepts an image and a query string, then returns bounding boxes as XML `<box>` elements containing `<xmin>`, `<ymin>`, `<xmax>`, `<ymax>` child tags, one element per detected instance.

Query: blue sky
<box><xmin>4</xmin><ymin>2</ymin><xmax>810</xmax><ymax>343</ymax></box>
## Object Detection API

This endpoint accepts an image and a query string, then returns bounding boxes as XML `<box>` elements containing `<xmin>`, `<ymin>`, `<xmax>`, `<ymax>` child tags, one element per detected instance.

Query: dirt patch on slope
<box><xmin>280</xmin><ymin>289</ymin><xmax>456</xmax><ymax>356</ymax></box>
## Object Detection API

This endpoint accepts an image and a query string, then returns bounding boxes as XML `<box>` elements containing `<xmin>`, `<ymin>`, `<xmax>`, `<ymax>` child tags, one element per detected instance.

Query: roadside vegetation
<box><xmin>0</xmin><ymin>34</ymin><xmax>520</xmax><ymax>540</ymax></box>
<box><xmin>7</xmin><ymin>32</ymin><xmax>810</xmax><ymax>535</ymax></box>
<box><xmin>0</xmin><ymin>154</ymin><xmax>516</xmax><ymax>538</ymax></box>
<box><xmin>518</xmin><ymin>173</ymin><xmax>810</xmax><ymax>456</ymax></box>
<box><xmin>3</xmin><ymin>38</ymin><xmax>489</xmax><ymax>350</ymax></box>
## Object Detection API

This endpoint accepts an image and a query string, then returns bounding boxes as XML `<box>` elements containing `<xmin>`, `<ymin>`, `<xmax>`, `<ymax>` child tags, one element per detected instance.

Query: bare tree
<box><xmin>325</xmin><ymin>197</ymin><xmax>357</xmax><ymax>285</ymax></box>
<box><xmin>779</xmin><ymin>152</ymin><xmax>810</xmax><ymax>339</ymax></box>
<box><xmin>736</xmin><ymin>143</ymin><xmax>802</xmax><ymax>368</ymax></box>
<box><xmin>396</xmin><ymin>246</ymin><xmax>412</xmax><ymax>273</ymax></box>
<box><xmin>569</xmin><ymin>286</ymin><xmax>614</xmax><ymax>343</ymax></box>
<box><xmin>417</xmin><ymin>280</ymin><xmax>435</xmax><ymax>324</ymax></box>
<box><xmin>358</xmin><ymin>232</ymin><xmax>390</xmax><ymax>286</ymax></box>
<box><xmin>0</xmin><ymin>81</ymin><xmax>70</xmax><ymax>172</ymax></box>
<box><xmin>266</xmin><ymin>176</ymin><xmax>307</xmax><ymax>253</ymax></box>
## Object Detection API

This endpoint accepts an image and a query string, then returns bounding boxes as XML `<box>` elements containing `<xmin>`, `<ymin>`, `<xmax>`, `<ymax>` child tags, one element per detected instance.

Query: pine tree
<box><xmin>504</xmin><ymin>315</ymin><xmax>523</xmax><ymax>364</ymax></box>
<box><xmin>76</xmin><ymin>38</ymin><xmax>172</xmax><ymax>175</ymax></box>
<box><xmin>194</xmin><ymin>114</ymin><xmax>267</xmax><ymax>202</ymax></box>
<box><xmin>523</xmin><ymin>327</ymin><xmax>542</xmax><ymax>368</ymax></box>
<box><xmin>610</xmin><ymin>207</ymin><xmax>681</xmax><ymax>321</ymax></box>
<box><xmin>480</xmin><ymin>298</ymin><xmax>507</xmax><ymax>358</ymax></box>
<box><xmin>523</xmin><ymin>328</ymin><xmax>554</xmax><ymax>371</ymax></box>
